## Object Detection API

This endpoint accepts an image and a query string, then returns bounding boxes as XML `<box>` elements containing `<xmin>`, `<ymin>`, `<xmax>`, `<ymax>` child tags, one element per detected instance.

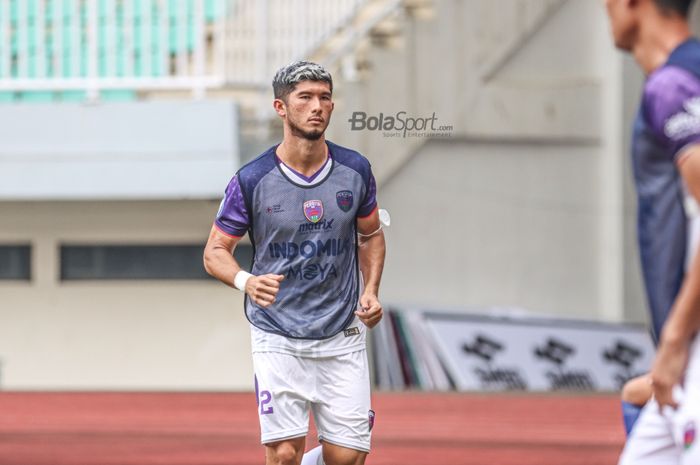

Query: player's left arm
<box><xmin>653</xmin><ymin>143</ymin><xmax>700</xmax><ymax>408</ymax></box>
<box><xmin>356</xmin><ymin>207</ymin><xmax>386</xmax><ymax>329</ymax></box>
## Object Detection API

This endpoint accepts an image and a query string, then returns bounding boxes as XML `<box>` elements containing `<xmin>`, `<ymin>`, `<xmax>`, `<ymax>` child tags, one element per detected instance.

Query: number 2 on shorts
<box><xmin>255</xmin><ymin>375</ymin><xmax>274</xmax><ymax>415</ymax></box>
<box><xmin>259</xmin><ymin>390</ymin><xmax>273</xmax><ymax>415</ymax></box>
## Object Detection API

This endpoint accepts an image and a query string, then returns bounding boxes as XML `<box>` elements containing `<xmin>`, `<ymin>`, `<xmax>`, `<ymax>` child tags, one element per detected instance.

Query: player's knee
<box><xmin>268</xmin><ymin>440</ymin><xmax>304</xmax><ymax>465</ymax></box>
<box><xmin>322</xmin><ymin>445</ymin><xmax>366</xmax><ymax>465</ymax></box>
<box><xmin>621</xmin><ymin>374</ymin><xmax>652</xmax><ymax>406</ymax></box>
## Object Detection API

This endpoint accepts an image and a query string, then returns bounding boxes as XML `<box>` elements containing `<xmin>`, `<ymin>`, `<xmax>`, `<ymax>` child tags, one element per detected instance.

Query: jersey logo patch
<box><xmin>303</xmin><ymin>200</ymin><xmax>324</xmax><ymax>223</ymax></box>
<box><xmin>344</xmin><ymin>327</ymin><xmax>360</xmax><ymax>337</ymax></box>
<box><xmin>336</xmin><ymin>190</ymin><xmax>354</xmax><ymax>212</ymax></box>
<box><xmin>266</xmin><ymin>204</ymin><xmax>285</xmax><ymax>214</ymax></box>
<box><xmin>685</xmin><ymin>421</ymin><xmax>696</xmax><ymax>450</ymax></box>
<box><xmin>665</xmin><ymin>97</ymin><xmax>700</xmax><ymax>141</ymax></box>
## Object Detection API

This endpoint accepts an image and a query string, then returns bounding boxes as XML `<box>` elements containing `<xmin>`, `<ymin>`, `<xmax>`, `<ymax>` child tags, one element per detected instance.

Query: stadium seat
<box><xmin>3</xmin><ymin>0</ymin><xmax>225</xmax><ymax>103</ymax></box>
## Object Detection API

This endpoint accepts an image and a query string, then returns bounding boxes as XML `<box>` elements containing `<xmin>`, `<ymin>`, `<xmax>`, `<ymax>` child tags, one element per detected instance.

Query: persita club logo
<box><xmin>303</xmin><ymin>200</ymin><xmax>324</xmax><ymax>223</ymax></box>
<box><xmin>336</xmin><ymin>190</ymin><xmax>353</xmax><ymax>212</ymax></box>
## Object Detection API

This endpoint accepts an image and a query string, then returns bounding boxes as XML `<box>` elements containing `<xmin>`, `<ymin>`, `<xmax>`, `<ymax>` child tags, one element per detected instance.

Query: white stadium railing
<box><xmin>0</xmin><ymin>0</ymin><xmax>366</xmax><ymax>99</ymax></box>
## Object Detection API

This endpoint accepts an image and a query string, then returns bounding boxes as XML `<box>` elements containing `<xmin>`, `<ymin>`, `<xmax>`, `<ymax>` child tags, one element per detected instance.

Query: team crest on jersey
<box><xmin>303</xmin><ymin>200</ymin><xmax>324</xmax><ymax>223</ymax></box>
<box><xmin>685</xmin><ymin>421</ymin><xmax>696</xmax><ymax>450</ymax></box>
<box><xmin>368</xmin><ymin>410</ymin><xmax>375</xmax><ymax>431</ymax></box>
<box><xmin>336</xmin><ymin>190</ymin><xmax>354</xmax><ymax>212</ymax></box>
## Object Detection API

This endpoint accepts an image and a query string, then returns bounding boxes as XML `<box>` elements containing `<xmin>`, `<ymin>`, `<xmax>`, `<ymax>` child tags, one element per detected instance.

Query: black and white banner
<box><xmin>424</xmin><ymin>312</ymin><xmax>655</xmax><ymax>392</ymax></box>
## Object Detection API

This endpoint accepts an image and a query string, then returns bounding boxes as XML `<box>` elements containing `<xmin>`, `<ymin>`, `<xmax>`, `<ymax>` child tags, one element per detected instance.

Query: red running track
<box><xmin>0</xmin><ymin>392</ymin><xmax>625</xmax><ymax>465</ymax></box>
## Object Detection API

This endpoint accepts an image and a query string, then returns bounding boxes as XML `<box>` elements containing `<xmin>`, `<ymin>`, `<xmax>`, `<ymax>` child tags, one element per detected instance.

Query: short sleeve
<box><xmin>644</xmin><ymin>66</ymin><xmax>700</xmax><ymax>162</ymax></box>
<box><xmin>214</xmin><ymin>175</ymin><xmax>250</xmax><ymax>237</ymax></box>
<box><xmin>357</xmin><ymin>169</ymin><xmax>378</xmax><ymax>218</ymax></box>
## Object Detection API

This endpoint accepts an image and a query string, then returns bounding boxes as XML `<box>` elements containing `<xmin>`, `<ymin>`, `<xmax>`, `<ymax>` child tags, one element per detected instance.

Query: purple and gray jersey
<box><xmin>215</xmin><ymin>141</ymin><xmax>377</xmax><ymax>339</ymax></box>
<box><xmin>633</xmin><ymin>38</ymin><xmax>700</xmax><ymax>340</ymax></box>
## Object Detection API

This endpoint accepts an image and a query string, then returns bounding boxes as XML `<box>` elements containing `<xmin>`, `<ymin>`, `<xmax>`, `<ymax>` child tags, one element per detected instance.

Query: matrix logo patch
<box><xmin>303</xmin><ymin>200</ymin><xmax>324</xmax><ymax>223</ymax></box>
<box><xmin>368</xmin><ymin>410</ymin><xmax>375</xmax><ymax>431</ymax></box>
<box><xmin>462</xmin><ymin>334</ymin><xmax>528</xmax><ymax>390</ymax></box>
<box><xmin>534</xmin><ymin>338</ymin><xmax>596</xmax><ymax>391</ymax></box>
<box><xmin>344</xmin><ymin>327</ymin><xmax>360</xmax><ymax>337</ymax></box>
<box><xmin>336</xmin><ymin>190</ymin><xmax>354</xmax><ymax>212</ymax></box>
<box><xmin>685</xmin><ymin>421</ymin><xmax>696</xmax><ymax>450</ymax></box>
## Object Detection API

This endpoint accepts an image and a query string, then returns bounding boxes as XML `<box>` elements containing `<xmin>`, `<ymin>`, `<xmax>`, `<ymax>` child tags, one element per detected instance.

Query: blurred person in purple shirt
<box><xmin>605</xmin><ymin>0</ymin><xmax>700</xmax><ymax>463</ymax></box>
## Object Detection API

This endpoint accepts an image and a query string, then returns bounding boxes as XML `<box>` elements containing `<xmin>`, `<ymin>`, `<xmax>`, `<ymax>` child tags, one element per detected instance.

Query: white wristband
<box><xmin>234</xmin><ymin>270</ymin><xmax>253</xmax><ymax>292</ymax></box>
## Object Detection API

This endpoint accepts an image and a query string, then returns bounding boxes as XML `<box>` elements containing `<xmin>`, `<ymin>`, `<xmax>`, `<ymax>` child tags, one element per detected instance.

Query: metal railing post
<box><xmin>256</xmin><ymin>0</ymin><xmax>269</xmax><ymax>84</ymax></box>
<box><xmin>87</xmin><ymin>0</ymin><xmax>100</xmax><ymax>101</ymax></box>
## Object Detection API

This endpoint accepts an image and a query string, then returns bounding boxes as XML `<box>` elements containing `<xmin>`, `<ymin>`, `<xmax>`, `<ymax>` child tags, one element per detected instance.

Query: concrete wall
<box><xmin>0</xmin><ymin>101</ymin><xmax>239</xmax><ymax>200</ymax></box>
<box><xmin>0</xmin><ymin>200</ymin><xmax>253</xmax><ymax>390</ymax></box>
<box><xmin>378</xmin><ymin>139</ymin><xmax>603</xmax><ymax>318</ymax></box>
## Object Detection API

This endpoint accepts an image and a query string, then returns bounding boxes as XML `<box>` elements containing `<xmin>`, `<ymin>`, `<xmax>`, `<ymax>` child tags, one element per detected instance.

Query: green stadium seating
<box><xmin>59</xmin><ymin>90</ymin><xmax>87</xmax><ymax>102</ymax></box>
<box><xmin>4</xmin><ymin>0</ymin><xmax>225</xmax><ymax>103</ymax></box>
<box><xmin>0</xmin><ymin>92</ymin><xmax>17</xmax><ymax>102</ymax></box>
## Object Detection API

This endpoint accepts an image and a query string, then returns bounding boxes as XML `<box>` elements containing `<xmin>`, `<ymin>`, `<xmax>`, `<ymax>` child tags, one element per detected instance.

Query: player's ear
<box><xmin>273</xmin><ymin>98</ymin><xmax>286</xmax><ymax>117</ymax></box>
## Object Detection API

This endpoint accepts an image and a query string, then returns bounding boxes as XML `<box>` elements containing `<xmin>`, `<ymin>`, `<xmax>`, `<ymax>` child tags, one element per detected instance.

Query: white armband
<box><xmin>234</xmin><ymin>270</ymin><xmax>253</xmax><ymax>292</ymax></box>
<box><xmin>358</xmin><ymin>208</ymin><xmax>391</xmax><ymax>238</ymax></box>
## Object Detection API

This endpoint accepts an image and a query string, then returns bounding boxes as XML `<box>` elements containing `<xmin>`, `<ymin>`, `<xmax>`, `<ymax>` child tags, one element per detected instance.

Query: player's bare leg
<box><xmin>265</xmin><ymin>437</ymin><xmax>306</xmax><ymax>465</ymax></box>
<box><xmin>322</xmin><ymin>442</ymin><xmax>367</xmax><ymax>465</ymax></box>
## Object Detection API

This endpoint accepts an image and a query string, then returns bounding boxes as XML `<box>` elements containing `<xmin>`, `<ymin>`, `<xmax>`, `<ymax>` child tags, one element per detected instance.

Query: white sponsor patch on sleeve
<box><xmin>665</xmin><ymin>97</ymin><xmax>700</xmax><ymax>141</ymax></box>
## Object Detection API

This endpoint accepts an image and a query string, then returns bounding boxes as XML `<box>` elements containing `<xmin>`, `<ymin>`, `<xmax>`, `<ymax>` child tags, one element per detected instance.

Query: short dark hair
<box><xmin>653</xmin><ymin>0</ymin><xmax>695</xmax><ymax>17</ymax></box>
<box><xmin>272</xmin><ymin>61</ymin><xmax>333</xmax><ymax>101</ymax></box>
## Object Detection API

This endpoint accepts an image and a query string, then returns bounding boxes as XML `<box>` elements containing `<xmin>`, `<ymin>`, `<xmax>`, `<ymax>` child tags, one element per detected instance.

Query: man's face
<box><xmin>278</xmin><ymin>80</ymin><xmax>333</xmax><ymax>141</ymax></box>
<box><xmin>604</xmin><ymin>0</ymin><xmax>638</xmax><ymax>51</ymax></box>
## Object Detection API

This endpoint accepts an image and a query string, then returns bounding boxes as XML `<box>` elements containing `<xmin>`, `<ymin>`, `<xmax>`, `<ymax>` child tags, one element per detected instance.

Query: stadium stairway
<box><xmin>320</xmin><ymin>0</ymin><xmax>597</xmax><ymax>189</ymax></box>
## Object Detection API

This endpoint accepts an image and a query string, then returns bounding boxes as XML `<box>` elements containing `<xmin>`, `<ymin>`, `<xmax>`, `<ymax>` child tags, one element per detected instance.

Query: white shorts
<box><xmin>252</xmin><ymin>349</ymin><xmax>374</xmax><ymax>453</ymax></box>
<box><xmin>619</xmin><ymin>338</ymin><xmax>700</xmax><ymax>465</ymax></box>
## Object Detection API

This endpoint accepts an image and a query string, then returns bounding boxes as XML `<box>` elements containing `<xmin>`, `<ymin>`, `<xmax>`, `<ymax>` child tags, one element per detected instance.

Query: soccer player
<box><xmin>604</xmin><ymin>0</ymin><xmax>700</xmax><ymax>462</ymax></box>
<box><xmin>203</xmin><ymin>61</ymin><xmax>385</xmax><ymax>465</ymax></box>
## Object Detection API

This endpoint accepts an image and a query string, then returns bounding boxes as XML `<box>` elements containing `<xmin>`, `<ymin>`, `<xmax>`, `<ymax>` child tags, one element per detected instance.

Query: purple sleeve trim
<box><xmin>357</xmin><ymin>170</ymin><xmax>378</xmax><ymax>217</ymax></box>
<box><xmin>213</xmin><ymin>222</ymin><xmax>244</xmax><ymax>238</ymax></box>
<box><xmin>215</xmin><ymin>175</ymin><xmax>250</xmax><ymax>237</ymax></box>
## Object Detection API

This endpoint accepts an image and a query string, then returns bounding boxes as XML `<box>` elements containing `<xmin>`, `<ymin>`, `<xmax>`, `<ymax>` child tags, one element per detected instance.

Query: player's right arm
<box><xmin>651</xmin><ymin>146</ymin><xmax>700</xmax><ymax>408</ymax></box>
<box><xmin>203</xmin><ymin>226</ymin><xmax>243</xmax><ymax>288</ymax></box>
<box><xmin>203</xmin><ymin>226</ymin><xmax>284</xmax><ymax>308</ymax></box>
<box><xmin>203</xmin><ymin>175</ymin><xmax>283</xmax><ymax>308</ymax></box>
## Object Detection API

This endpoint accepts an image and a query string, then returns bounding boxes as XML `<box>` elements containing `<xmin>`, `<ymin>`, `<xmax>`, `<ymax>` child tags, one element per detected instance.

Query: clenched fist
<box><xmin>246</xmin><ymin>274</ymin><xmax>285</xmax><ymax>308</ymax></box>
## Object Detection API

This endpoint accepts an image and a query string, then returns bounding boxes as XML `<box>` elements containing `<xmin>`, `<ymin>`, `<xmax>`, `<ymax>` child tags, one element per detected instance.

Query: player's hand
<box><xmin>650</xmin><ymin>337</ymin><xmax>689</xmax><ymax>410</ymax></box>
<box><xmin>356</xmin><ymin>293</ymin><xmax>383</xmax><ymax>328</ymax></box>
<box><xmin>245</xmin><ymin>274</ymin><xmax>284</xmax><ymax>308</ymax></box>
